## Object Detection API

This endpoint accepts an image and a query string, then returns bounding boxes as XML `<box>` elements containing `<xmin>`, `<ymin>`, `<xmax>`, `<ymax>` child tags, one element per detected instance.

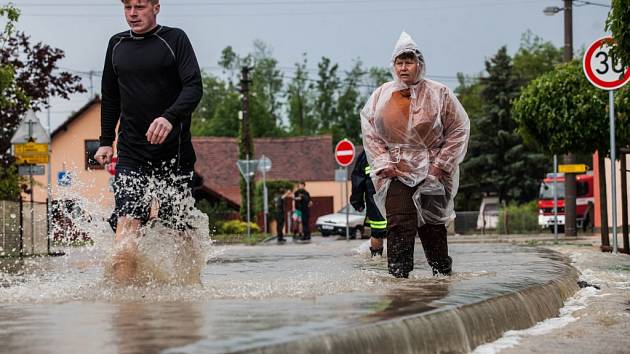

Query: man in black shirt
<box><xmin>293</xmin><ymin>182</ymin><xmax>312</xmax><ymax>240</ymax></box>
<box><xmin>94</xmin><ymin>0</ymin><xmax>202</xmax><ymax>284</ymax></box>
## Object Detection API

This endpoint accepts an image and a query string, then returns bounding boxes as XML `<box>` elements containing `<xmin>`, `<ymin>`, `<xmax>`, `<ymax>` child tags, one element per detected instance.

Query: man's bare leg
<box><xmin>112</xmin><ymin>217</ymin><xmax>142</xmax><ymax>285</ymax></box>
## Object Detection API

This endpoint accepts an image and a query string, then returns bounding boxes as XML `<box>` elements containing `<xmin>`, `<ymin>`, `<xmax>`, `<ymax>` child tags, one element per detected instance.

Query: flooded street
<box><xmin>0</xmin><ymin>238</ymin><xmax>576</xmax><ymax>354</ymax></box>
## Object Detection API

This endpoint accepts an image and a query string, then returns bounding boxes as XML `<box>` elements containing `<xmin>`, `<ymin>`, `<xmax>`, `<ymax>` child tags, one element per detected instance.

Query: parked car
<box><xmin>315</xmin><ymin>204</ymin><xmax>367</xmax><ymax>239</ymax></box>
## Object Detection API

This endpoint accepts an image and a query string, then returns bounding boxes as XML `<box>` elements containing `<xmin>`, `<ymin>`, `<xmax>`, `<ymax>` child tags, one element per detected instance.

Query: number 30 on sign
<box><xmin>583</xmin><ymin>36</ymin><xmax>630</xmax><ymax>91</ymax></box>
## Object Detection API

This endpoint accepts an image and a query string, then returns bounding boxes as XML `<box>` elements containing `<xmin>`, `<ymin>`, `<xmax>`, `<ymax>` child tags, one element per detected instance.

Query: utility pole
<box><xmin>239</xmin><ymin>66</ymin><xmax>254</xmax><ymax>221</ymax></box>
<box><xmin>562</xmin><ymin>0</ymin><xmax>578</xmax><ymax>237</ymax></box>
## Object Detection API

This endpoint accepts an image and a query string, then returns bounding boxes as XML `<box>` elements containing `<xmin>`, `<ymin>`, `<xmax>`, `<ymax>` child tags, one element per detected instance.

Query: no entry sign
<box><xmin>335</xmin><ymin>139</ymin><xmax>355</xmax><ymax>167</ymax></box>
<box><xmin>583</xmin><ymin>36</ymin><xmax>630</xmax><ymax>91</ymax></box>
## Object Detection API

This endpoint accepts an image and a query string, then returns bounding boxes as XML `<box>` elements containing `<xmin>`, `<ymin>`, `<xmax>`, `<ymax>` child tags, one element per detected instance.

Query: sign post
<box><xmin>258</xmin><ymin>155</ymin><xmax>272</xmax><ymax>235</ymax></box>
<box><xmin>11</xmin><ymin>110</ymin><xmax>51</xmax><ymax>254</ymax></box>
<box><xmin>583</xmin><ymin>36</ymin><xmax>630</xmax><ymax>253</ymax></box>
<box><xmin>334</xmin><ymin>139</ymin><xmax>356</xmax><ymax>240</ymax></box>
<box><xmin>237</xmin><ymin>156</ymin><xmax>259</xmax><ymax>239</ymax></box>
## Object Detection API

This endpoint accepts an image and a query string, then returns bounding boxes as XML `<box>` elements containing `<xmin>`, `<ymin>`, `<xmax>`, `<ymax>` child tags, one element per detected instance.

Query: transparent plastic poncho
<box><xmin>360</xmin><ymin>31</ymin><xmax>470</xmax><ymax>226</ymax></box>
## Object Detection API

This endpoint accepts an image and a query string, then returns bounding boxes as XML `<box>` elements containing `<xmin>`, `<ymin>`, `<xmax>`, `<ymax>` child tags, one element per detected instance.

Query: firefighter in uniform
<box><xmin>350</xmin><ymin>150</ymin><xmax>387</xmax><ymax>256</ymax></box>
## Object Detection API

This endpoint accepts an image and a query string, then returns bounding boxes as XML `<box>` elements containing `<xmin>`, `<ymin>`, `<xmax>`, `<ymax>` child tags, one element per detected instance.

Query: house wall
<box><xmin>32</xmin><ymin>104</ymin><xmax>115</xmax><ymax>210</ymax></box>
<box><xmin>305</xmin><ymin>180</ymin><xmax>352</xmax><ymax>212</ymax></box>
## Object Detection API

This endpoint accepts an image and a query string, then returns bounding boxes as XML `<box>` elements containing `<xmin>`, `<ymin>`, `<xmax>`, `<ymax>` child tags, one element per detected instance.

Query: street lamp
<box><xmin>543</xmin><ymin>6</ymin><xmax>563</xmax><ymax>16</ymax></box>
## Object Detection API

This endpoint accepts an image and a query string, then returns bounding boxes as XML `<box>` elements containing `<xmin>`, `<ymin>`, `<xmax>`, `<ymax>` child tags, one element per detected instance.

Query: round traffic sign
<box><xmin>258</xmin><ymin>155</ymin><xmax>272</xmax><ymax>172</ymax></box>
<box><xmin>583</xmin><ymin>36</ymin><xmax>630</xmax><ymax>91</ymax></box>
<box><xmin>334</xmin><ymin>139</ymin><xmax>355</xmax><ymax>167</ymax></box>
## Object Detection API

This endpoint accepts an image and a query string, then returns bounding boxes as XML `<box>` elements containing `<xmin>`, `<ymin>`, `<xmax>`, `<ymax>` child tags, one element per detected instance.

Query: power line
<box><xmin>13</xmin><ymin>0</ymin><xmax>554</xmax><ymax>17</ymax></box>
<box><xmin>8</xmin><ymin>0</ymin><xmax>544</xmax><ymax>7</ymax></box>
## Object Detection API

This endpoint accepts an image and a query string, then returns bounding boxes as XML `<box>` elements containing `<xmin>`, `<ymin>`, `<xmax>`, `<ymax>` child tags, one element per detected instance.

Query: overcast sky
<box><xmin>5</xmin><ymin>0</ymin><xmax>612</xmax><ymax>131</ymax></box>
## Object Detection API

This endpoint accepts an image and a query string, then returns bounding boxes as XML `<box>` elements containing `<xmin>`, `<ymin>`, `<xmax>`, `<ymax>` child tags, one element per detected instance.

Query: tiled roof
<box><xmin>192</xmin><ymin>135</ymin><xmax>335</xmax><ymax>205</ymax></box>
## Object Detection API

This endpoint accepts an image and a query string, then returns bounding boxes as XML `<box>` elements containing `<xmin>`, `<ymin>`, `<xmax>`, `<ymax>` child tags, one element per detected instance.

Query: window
<box><xmin>577</xmin><ymin>181</ymin><xmax>589</xmax><ymax>197</ymax></box>
<box><xmin>85</xmin><ymin>140</ymin><xmax>103</xmax><ymax>170</ymax></box>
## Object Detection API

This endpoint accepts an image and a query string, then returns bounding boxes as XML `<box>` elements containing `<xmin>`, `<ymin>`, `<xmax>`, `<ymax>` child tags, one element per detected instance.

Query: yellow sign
<box><xmin>14</xmin><ymin>142</ymin><xmax>49</xmax><ymax>155</ymax></box>
<box><xmin>16</xmin><ymin>155</ymin><xmax>49</xmax><ymax>165</ymax></box>
<box><xmin>558</xmin><ymin>164</ymin><xmax>589</xmax><ymax>173</ymax></box>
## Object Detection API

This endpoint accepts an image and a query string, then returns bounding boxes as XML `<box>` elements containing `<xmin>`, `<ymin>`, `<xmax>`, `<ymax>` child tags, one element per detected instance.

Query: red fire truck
<box><xmin>538</xmin><ymin>172</ymin><xmax>595</xmax><ymax>232</ymax></box>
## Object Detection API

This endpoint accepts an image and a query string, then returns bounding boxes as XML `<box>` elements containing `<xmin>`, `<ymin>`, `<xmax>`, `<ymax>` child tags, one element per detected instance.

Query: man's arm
<box><xmin>161</xmin><ymin>30</ymin><xmax>203</xmax><ymax>125</ymax></box>
<box><xmin>96</xmin><ymin>36</ymin><xmax>121</xmax><ymax>165</ymax></box>
<box><xmin>99</xmin><ymin>36</ymin><xmax>121</xmax><ymax>148</ymax></box>
<box><xmin>433</xmin><ymin>88</ymin><xmax>470</xmax><ymax>175</ymax></box>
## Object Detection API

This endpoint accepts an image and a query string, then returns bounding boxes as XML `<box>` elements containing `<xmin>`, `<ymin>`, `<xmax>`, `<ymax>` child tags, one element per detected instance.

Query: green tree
<box><xmin>0</xmin><ymin>5</ymin><xmax>84</xmax><ymax>200</ymax></box>
<box><xmin>512</xmin><ymin>30</ymin><xmax>563</xmax><ymax>84</ymax></box>
<box><xmin>192</xmin><ymin>73</ymin><xmax>240</xmax><ymax>137</ymax></box>
<box><xmin>286</xmin><ymin>54</ymin><xmax>317</xmax><ymax>136</ymax></box>
<box><xmin>314</xmin><ymin>56</ymin><xmax>340</xmax><ymax>132</ymax></box>
<box><xmin>513</xmin><ymin>61</ymin><xmax>624</xmax><ymax>155</ymax></box>
<box><xmin>365</xmin><ymin>66</ymin><xmax>391</xmax><ymax>91</ymax></box>
<box><xmin>605</xmin><ymin>0</ymin><xmax>630</xmax><ymax>71</ymax></box>
<box><xmin>249</xmin><ymin>40</ymin><xmax>284</xmax><ymax>137</ymax></box>
<box><xmin>461</xmin><ymin>46</ymin><xmax>542</xmax><ymax>204</ymax></box>
<box><xmin>334</xmin><ymin>59</ymin><xmax>366</xmax><ymax>144</ymax></box>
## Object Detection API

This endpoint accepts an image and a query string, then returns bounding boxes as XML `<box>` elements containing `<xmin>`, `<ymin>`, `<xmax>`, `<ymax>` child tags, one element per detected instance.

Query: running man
<box><xmin>94</xmin><ymin>0</ymin><xmax>203</xmax><ymax>284</ymax></box>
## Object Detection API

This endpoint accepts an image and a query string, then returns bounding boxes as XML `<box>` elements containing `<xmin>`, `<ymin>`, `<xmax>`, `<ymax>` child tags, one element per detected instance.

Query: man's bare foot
<box><xmin>111</xmin><ymin>242</ymin><xmax>138</xmax><ymax>285</ymax></box>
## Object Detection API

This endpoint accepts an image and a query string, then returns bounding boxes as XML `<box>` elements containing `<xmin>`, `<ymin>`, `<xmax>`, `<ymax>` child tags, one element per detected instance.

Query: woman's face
<box><xmin>394</xmin><ymin>56</ymin><xmax>419</xmax><ymax>85</ymax></box>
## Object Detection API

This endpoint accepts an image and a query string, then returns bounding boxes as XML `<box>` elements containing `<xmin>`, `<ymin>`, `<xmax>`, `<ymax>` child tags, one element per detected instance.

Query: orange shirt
<box><xmin>377</xmin><ymin>89</ymin><xmax>411</xmax><ymax>144</ymax></box>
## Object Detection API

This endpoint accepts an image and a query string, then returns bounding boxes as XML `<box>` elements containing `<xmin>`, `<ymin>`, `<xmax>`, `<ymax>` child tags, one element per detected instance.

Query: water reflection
<box><xmin>113</xmin><ymin>302</ymin><xmax>204</xmax><ymax>354</ymax></box>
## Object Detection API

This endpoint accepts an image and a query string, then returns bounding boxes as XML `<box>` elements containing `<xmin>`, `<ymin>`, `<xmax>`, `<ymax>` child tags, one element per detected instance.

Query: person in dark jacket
<box><xmin>350</xmin><ymin>151</ymin><xmax>387</xmax><ymax>257</ymax></box>
<box><xmin>293</xmin><ymin>182</ymin><xmax>312</xmax><ymax>241</ymax></box>
<box><xmin>273</xmin><ymin>188</ymin><xmax>292</xmax><ymax>243</ymax></box>
<box><xmin>94</xmin><ymin>0</ymin><xmax>203</xmax><ymax>285</ymax></box>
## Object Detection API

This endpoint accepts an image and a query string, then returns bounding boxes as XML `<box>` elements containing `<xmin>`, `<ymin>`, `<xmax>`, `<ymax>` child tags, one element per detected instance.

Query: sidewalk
<box><xmin>472</xmin><ymin>240</ymin><xmax>630</xmax><ymax>354</ymax></box>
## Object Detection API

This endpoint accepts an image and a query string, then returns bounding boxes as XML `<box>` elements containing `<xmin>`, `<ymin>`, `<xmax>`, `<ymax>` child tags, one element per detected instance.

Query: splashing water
<box><xmin>41</xmin><ymin>165</ymin><xmax>213</xmax><ymax>287</ymax></box>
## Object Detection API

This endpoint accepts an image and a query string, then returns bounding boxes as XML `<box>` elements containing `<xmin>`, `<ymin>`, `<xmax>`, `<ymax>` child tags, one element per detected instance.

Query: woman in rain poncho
<box><xmin>360</xmin><ymin>31</ymin><xmax>470</xmax><ymax>278</ymax></box>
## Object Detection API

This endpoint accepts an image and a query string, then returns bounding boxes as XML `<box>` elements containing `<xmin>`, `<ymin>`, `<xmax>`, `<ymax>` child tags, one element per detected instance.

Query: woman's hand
<box><xmin>376</xmin><ymin>166</ymin><xmax>397</xmax><ymax>178</ymax></box>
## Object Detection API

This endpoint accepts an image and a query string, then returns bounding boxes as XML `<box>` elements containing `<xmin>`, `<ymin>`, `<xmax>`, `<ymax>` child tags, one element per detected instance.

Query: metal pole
<box><xmin>246</xmin><ymin>154</ymin><xmax>251</xmax><ymax>239</ymax></box>
<box><xmin>262</xmin><ymin>155</ymin><xmax>267</xmax><ymax>235</ymax></box>
<box><xmin>19</xmin><ymin>197</ymin><xmax>23</xmax><ymax>259</ymax></box>
<box><xmin>28</xmin><ymin>121</ymin><xmax>34</xmax><ymax>255</ymax></box>
<box><xmin>30</xmin><ymin>171</ymin><xmax>34</xmax><ymax>255</ymax></box>
<box><xmin>610</xmin><ymin>90</ymin><xmax>618</xmax><ymax>253</ymax></box>
<box><xmin>345</xmin><ymin>167</ymin><xmax>349</xmax><ymax>240</ymax></box>
<box><xmin>47</xmin><ymin>106</ymin><xmax>52</xmax><ymax>255</ymax></box>
<box><xmin>553</xmin><ymin>155</ymin><xmax>558</xmax><ymax>241</ymax></box>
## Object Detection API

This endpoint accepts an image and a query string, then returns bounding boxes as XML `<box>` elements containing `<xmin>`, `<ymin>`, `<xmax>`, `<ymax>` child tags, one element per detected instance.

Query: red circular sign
<box><xmin>106</xmin><ymin>156</ymin><xmax>117</xmax><ymax>176</ymax></box>
<box><xmin>583</xmin><ymin>36</ymin><xmax>630</xmax><ymax>91</ymax></box>
<box><xmin>335</xmin><ymin>139</ymin><xmax>355</xmax><ymax>167</ymax></box>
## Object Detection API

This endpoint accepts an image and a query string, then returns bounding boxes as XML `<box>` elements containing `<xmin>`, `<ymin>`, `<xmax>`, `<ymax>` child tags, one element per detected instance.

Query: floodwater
<box><xmin>0</xmin><ymin>238</ymin><xmax>575</xmax><ymax>354</ymax></box>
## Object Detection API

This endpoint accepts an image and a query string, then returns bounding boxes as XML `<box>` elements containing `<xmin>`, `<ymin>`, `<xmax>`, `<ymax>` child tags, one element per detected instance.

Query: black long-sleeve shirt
<box><xmin>100</xmin><ymin>25</ymin><xmax>202</xmax><ymax>168</ymax></box>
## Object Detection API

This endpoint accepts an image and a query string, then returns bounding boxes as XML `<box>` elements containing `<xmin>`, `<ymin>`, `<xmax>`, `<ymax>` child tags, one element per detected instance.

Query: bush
<box><xmin>195</xmin><ymin>199</ymin><xmax>236</xmax><ymax>229</ymax></box>
<box><xmin>496</xmin><ymin>201</ymin><xmax>540</xmax><ymax>234</ymax></box>
<box><xmin>217</xmin><ymin>219</ymin><xmax>261</xmax><ymax>235</ymax></box>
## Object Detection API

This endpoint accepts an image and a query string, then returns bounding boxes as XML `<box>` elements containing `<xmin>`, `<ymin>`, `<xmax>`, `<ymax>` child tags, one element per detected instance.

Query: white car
<box><xmin>315</xmin><ymin>204</ymin><xmax>367</xmax><ymax>239</ymax></box>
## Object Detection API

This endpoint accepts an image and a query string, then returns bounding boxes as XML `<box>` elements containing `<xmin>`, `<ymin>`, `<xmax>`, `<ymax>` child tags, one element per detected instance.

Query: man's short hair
<box><xmin>121</xmin><ymin>0</ymin><xmax>160</xmax><ymax>4</ymax></box>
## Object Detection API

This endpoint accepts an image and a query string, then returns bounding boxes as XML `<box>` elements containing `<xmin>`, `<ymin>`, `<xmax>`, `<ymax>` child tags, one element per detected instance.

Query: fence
<box><xmin>454</xmin><ymin>211</ymin><xmax>480</xmax><ymax>235</ymax></box>
<box><xmin>0</xmin><ymin>199</ymin><xmax>50</xmax><ymax>257</ymax></box>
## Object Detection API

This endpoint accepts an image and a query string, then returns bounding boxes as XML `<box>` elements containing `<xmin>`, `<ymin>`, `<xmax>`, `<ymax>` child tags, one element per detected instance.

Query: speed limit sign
<box><xmin>583</xmin><ymin>36</ymin><xmax>630</xmax><ymax>90</ymax></box>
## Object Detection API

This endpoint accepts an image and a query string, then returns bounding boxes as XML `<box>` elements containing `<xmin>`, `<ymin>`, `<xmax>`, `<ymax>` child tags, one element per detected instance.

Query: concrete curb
<box><xmin>231</xmin><ymin>250</ymin><xmax>579</xmax><ymax>354</ymax></box>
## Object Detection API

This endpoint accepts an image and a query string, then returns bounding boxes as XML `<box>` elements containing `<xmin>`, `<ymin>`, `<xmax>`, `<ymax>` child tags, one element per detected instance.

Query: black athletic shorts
<box><xmin>109</xmin><ymin>162</ymin><xmax>194</xmax><ymax>232</ymax></box>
